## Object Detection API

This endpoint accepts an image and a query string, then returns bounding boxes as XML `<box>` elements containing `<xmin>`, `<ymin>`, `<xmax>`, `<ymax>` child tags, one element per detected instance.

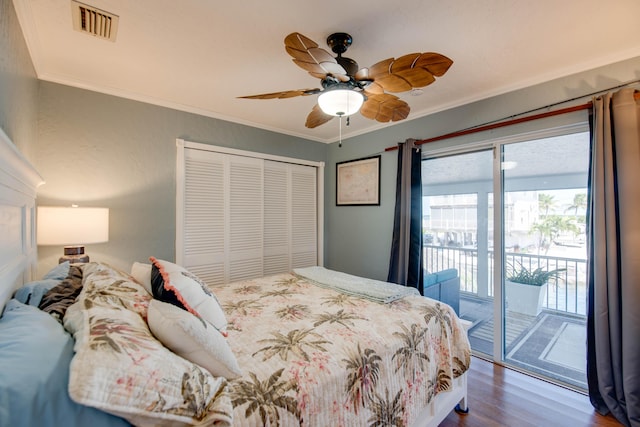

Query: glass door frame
<box><xmin>421</xmin><ymin>122</ymin><xmax>590</xmax><ymax>365</ymax></box>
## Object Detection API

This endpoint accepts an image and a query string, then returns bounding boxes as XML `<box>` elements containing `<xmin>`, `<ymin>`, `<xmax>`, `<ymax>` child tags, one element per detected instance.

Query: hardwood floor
<box><xmin>439</xmin><ymin>357</ymin><xmax>622</xmax><ymax>427</ymax></box>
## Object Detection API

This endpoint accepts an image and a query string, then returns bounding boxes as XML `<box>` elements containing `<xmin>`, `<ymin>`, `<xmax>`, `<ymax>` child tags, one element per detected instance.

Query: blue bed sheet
<box><xmin>0</xmin><ymin>299</ymin><xmax>130</xmax><ymax>427</ymax></box>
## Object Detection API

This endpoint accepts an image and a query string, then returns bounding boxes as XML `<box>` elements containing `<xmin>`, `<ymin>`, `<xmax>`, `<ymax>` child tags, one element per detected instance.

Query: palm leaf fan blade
<box><xmin>306</xmin><ymin>104</ymin><xmax>334</xmax><ymax>128</ymax></box>
<box><xmin>354</xmin><ymin>67</ymin><xmax>370</xmax><ymax>80</ymax></box>
<box><xmin>389</xmin><ymin>99</ymin><xmax>410</xmax><ymax>122</ymax></box>
<box><xmin>289</xmin><ymin>52</ymin><xmax>347</xmax><ymax>79</ymax></box>
<box><xmin>368</xmin><ymin>58</ymin><xmax>395</xmax><ymax>78</ymax></box>
<box><xmin>360</xmin><ymin>98</ymin><xmax>381</xmax><ymax>121</ymax></box>
<box><xmin>414</xmin><ymin>52</ymin><xmax>453</xmax><ymax>77</ymax></box>
<box><xmin>287</xmin><ymin>46</ymin><xmax>335</xmax><ymax>67</ymax></box>
<box><xmin>368</xmin><ymin>56</ymin><xmax>411</xmax><ymax>92</ymax></box>
<box><xmin>284</xmin><ymin>32</ymin><xmax>319</xmax><ymax>51</ymax></box>
<box><xmin>355</xmin><ymin>67</ymin><xmax>380</xmax><ymax>87</ymax></box>
<box><xmin>238</xmin><ymin>89</ymin><xmax>318</xmax><ymax>100</ymax></box>
<box><xmin>363</xmin><ymin>82</ymin><xmax>385</xmax><ymax>95</ymax></box>
<box><xmin>362</xmin><ymin>95</ymin><xmax>395</xmax><ymax>122</ymax></box>
<box><xmin>285</xmin><ymin>33</ymin><xmax>347</xmax><ymax>79</ymax></box>
<box><xmin>291</xmin><ymin>59</ymin><xmax>329</xmax><ymax>75</ymax></box>
<box><xmin>374</xmin><ymin>74</ymin><xmax>413</xmax><ymax>93</ymax></box>
<box><xmin>361</xmin><ymin>94</ymin><xmax>409</xmax><ymax>122</ymax></box>
<box><xmin>390</xmin><ymin>53</ymin><xmax>422</xmax><ymax>71</ymax></box>
<box><xmin>395</xmin><ymin>68</ymin><xmax>436</xmax><ymax>88</ymax></box>
<box><xmin>390</xmin><ymin>53</ymin><xmax>437</xmax><ymax>87</ymax></box>
<box><xmin>367</xmin><ymin>52</ymin><xmax>451</xmax><ymax>92</ymax></box>
<box><xmin>306</xmin><ymin>47</ymin><xmax>337</xmax><ymax>64</ymax></box>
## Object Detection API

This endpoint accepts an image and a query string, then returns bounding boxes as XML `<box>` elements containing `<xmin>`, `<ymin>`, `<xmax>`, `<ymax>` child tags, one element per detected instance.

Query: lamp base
<box><xmin>59</xmin><ymin>246</ymin><xmax>90</xmax><ymax>264</ymax></box>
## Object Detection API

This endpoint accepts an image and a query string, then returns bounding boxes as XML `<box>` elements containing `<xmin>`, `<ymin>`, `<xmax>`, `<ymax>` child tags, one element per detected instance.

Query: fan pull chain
<box><xmin>337</xmin><ymin>114</ymin><xmax>351</xmax><ymax>148</ymax></box>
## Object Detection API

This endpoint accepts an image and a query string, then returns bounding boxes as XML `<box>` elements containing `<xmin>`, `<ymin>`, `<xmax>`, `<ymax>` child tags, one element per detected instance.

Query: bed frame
<box><xmin>414</xmin><ymin>374</ymin><xmax>468</xmax><ymax>426</ymax></box>
<box><xmin>0</xmin><ymin>127</ymin><xmax>44</xmax><ymax>314</ymax></box>
<box><xmin>413</xmin><ymin>318</ymin><xmax>470</xmax><ymax>425</ymax></box>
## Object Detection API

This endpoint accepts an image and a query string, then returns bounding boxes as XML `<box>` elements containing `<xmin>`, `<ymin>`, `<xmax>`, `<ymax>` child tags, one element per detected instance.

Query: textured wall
<box><xmin>35</xmin><ymin>82</ymin><xmax>326</xmax><ymax>276</ymax></box>
<box><xmin>0</xmin><ymin>0</ymin><xmax>38</xmax><ymax>157</ymax></box>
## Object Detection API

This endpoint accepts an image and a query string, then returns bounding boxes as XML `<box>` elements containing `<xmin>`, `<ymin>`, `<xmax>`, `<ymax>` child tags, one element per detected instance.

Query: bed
<box><xmin>0</xmin><ymin>128</ymin><xmax>471</xmax><ymax>427</ymax></box>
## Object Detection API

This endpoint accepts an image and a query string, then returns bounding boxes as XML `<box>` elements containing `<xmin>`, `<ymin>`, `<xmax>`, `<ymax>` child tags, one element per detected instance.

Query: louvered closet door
<box><xmin>227</xmin><ymin>155</ymin><xmax>263</xmax><ymax>282</ymax></box>
<box><xmin>263</xmin><ymin>161</ymin><xmax>318</xmax><ymax>274</ymax></box>
<box><xmin>263</xmin><ymin>161</ymin><xmax>290</xmax><ymax>275</ymax></box>
<box><xmin>290</xmin><ymin>163</ymin><xmax>317</xmax><ymax>269</ymax></box>
<box><xmin>182</xmin><ymin>150</ymin><xmax>263</xmax><ymax>285</ymax></box>
<box><xmin>182</xmin><ymin>149</ymin><xmax>225</xmax><ymax>285</ymax></box>
<box><xmin>179</xmin><ymin>142</ymin><xmax>319</xmax><ymax>284</ymax></box>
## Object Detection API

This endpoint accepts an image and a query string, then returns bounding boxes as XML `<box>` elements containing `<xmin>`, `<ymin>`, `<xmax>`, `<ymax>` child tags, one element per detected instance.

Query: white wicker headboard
<box><xmin>0</xmin><ymin>127</ymin><xmax>44</xmax><ymax>314</ymax></box>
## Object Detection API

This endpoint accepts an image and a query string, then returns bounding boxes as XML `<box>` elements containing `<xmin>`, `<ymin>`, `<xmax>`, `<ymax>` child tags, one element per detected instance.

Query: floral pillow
<box><xmin>149</xmin><ymin>257</ymin><xmax>228</xmax><ymax>336</ymax></box>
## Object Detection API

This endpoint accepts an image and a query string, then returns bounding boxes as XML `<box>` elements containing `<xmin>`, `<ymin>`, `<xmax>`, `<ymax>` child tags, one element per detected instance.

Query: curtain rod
<box><xmin>384</xmin><ymin>82</ymin><xmax>640</xmax><ymax>152</ymax></box>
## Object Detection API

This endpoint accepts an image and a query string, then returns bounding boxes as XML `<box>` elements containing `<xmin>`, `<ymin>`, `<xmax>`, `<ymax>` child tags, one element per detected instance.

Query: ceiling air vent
<box><xmin>71</xmin><ymin>1</ymin><xmax>119</xmax><ymax>42</ymax></box>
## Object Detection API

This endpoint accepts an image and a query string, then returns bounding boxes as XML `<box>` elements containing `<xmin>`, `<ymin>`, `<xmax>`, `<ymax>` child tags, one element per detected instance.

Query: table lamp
<box><xmin>37</xmin><ymin>206</ymin><xmax>109</xmax><ymax>263</ymax></box>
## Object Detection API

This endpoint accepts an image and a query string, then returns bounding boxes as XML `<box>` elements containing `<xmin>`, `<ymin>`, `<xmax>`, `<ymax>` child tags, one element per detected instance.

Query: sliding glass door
<box><xmin>421</xmin><ymin>126</ymin><xmax>589</xmax><ymax>390</ymax></box>
<box><xmin>422</xmin><ymin>150</ymin><xmax>495</xmax><ymax>355</ymax></box>
<box><xmin>500</xmin><ymin>131</ymin><xmax>589</xmax><ymax>390</ymax></box>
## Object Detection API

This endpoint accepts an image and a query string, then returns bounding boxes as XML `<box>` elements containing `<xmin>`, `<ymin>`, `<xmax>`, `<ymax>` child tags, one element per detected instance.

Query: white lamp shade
<box><xmin>37</xmin><ymin>206</ymin><xmax>109</xmax><ymax>246</ymax></box>
<box><xmin>318</xmin><ymin>89</ymin><xmax>364</xmax><ymax>117</ymax></box>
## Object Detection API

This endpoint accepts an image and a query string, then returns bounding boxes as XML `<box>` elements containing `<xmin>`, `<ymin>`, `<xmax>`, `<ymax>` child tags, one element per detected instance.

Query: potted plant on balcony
<box><xmin>505</xmin><ymin>262</ymin><xmax>566</xmax><ymax>316</ymax></box>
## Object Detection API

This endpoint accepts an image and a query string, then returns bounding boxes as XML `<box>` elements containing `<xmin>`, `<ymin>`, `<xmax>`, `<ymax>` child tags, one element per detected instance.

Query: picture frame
<box><xmin>336</xmin><ymin>155</ymin><xmax>381</xmax><ymax>206</ymax></box>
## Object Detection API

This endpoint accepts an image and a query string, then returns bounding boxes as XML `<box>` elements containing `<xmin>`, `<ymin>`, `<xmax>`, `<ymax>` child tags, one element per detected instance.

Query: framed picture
<box><xmin>336</xmin><ymin>155</ymin><xmax>381</xmax><ymax>206</ymax></box>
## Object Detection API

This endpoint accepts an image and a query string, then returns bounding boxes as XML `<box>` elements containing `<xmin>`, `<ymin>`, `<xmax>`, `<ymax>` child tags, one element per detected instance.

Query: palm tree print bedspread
<box><xmin>211</xmin><ymin>272</ymin><xmax>471</xmax><ymax>426</ymax></box>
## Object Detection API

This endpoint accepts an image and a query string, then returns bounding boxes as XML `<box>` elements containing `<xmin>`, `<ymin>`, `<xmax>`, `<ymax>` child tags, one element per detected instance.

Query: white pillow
<box><xmin>149</xmin><ymin>257</ymin><xmax>227</xmax><ymax>335</ymax></box>
<box><xmin>130</xmin><ymin>262</ymin><xmax>152</xmax><ymax>294</ymax></box>
<box><xmin>147</xmin><ymin>299</ymin><xmax>242</xmax><ymax>380</ymax></box>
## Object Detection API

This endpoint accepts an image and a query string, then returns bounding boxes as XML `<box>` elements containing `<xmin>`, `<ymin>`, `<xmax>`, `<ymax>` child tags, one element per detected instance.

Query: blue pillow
<box><xmin>13</xmin><ymin>279</ymin><xmax>60</xmax><ymax>306</ymax></box>
<box><xmin>42</xmin><ymin>261</ymin><xmax>71</xmax><ymax>281</ymax></box>
<box><xmin>0</xmin><ymin>299</ymin><xmax>130</xmax><ymax>427</ymax></box>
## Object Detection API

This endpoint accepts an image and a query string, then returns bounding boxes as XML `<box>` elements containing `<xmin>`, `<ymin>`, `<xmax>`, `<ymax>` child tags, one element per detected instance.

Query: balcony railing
<box><xmin>424</xmin><ymin>244</ymin><xmax>587</xmax><ymax>315</ymax></box>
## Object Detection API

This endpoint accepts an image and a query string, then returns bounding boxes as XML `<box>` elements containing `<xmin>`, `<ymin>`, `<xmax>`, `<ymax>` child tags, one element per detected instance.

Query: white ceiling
<box><xmin>12</xmin><ymin>0</ymin><xmax>640</xmax><ymax>143</ymax></box>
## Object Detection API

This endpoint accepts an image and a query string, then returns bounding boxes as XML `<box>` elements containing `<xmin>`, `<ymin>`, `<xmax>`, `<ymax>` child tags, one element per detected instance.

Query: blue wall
<box><xmin>34</xmin><ymin>82</ymin><xmax>327</xmax><ymax>276</ymax></box>
<box><xmin>0</xmin><ymin>0</ymin><xmax>38</xmax><ymax>157</ymax></box>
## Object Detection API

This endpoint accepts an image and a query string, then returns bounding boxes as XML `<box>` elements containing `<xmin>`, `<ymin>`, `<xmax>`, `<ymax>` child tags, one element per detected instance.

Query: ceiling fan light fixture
<box><xmin>318</xmin><ymin>89</ymin><xmax>364</xmax><ymax>117</ymax></box>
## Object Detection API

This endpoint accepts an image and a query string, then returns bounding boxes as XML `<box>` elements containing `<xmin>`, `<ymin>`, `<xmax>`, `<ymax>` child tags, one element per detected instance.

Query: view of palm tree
<box><xmin>529</xmin><ymin>192</ymin><xmax>583</xmax><ymax>255</ymax></box>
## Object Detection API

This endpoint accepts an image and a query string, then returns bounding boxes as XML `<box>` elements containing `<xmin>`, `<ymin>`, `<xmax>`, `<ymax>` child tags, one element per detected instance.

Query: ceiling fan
<box><xmin>239</xmin><ymin>32</ymin><xmax>453</xmax><ymax>129</ymax></box>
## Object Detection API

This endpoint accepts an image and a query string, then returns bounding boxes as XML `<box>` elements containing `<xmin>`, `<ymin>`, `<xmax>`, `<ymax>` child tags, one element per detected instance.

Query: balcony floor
<box><xmin>460</xmin><ymin>293</ymin><xmax>587</xmax><ymax>390</ymax></box>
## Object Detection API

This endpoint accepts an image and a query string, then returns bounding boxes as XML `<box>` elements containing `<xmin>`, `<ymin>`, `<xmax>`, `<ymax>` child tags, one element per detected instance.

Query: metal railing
<box><xmin>424</xmin><ymin>245</ymin><xmax>588</xmax><ymax>315</ymax></box>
